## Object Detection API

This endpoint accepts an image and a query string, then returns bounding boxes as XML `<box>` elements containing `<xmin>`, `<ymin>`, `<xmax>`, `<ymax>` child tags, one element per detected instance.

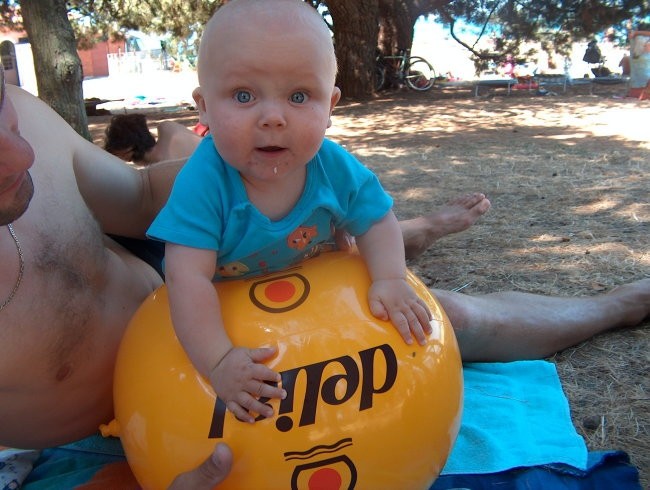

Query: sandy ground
<box><xmin>89</xmin><ymin>82</ymin><xmax>649</xmax><ymax>486</ymax></box>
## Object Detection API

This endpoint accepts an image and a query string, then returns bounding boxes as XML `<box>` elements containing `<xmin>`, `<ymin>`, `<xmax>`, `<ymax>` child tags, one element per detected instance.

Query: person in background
<box><xmin>500</xmin><ymin>54</ymin><xmax>516</xmax><ymax>78</ymax></box>
<box><xmin>104</xmin><ymin>113</ymin><xmax>202</xmax><ymax>165</ymax></box>
<box><xmin>619</xmin><ymin>52</ymin><xmax>631</xmax><ymax>76</ymax></box>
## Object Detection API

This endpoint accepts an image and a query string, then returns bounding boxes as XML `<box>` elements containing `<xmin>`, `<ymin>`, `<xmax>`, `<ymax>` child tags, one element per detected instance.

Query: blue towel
<box><xmin>441</xmin><ymin>360</ymin><xmax>588</xmax><ymax>475</ymax></box>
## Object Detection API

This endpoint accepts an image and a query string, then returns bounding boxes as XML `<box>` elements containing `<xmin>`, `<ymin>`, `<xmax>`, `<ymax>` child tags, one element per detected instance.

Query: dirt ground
<box><xmin>89</xmin><ymin>83</ymin><xmax>649</xmax><ymax>486</ymax></box>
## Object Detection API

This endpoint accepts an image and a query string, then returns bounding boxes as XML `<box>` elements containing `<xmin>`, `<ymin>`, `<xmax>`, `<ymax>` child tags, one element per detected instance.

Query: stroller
<box><xmin>583</xmin><ymin>41</ymin><xmax>611</xmax><ymax>77</ymax></box>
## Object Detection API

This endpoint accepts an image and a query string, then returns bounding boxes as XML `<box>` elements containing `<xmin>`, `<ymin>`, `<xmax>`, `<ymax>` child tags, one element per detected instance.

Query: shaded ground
<box><xmin>89</xmin><ymin>85</ymin><xmax>649</xmax><ymax>486</ymax></box>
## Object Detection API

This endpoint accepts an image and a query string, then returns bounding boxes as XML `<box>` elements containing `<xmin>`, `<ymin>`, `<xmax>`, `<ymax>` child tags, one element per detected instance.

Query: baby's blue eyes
<box><xmin>233</xmin><ymin>91</ymin><xmax>308</xmax><ymax>104</ymax></box>
<box><xmin>290</xmin><ymin>92</ymin><xmax>307</xmax><ymax>103</ymax></box>
<box><xmin>235</xmin><ymin>90</ymin><xmax>252</xmax><ymax>103</ymax></box>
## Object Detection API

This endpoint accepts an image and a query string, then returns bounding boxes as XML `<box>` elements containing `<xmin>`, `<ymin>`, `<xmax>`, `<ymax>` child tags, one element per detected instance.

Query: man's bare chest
<box><xmin>0</xmin><ymin>210</ymin><xmax>108</xmax><ymax>383</ymax></box>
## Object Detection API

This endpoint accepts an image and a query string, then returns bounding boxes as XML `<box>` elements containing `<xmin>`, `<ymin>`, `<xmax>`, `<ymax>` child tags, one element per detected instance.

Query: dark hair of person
<box><xmin>104</xmin><ymin>114</ymin><xmax>156</xmax><ymax>162</ymax></box>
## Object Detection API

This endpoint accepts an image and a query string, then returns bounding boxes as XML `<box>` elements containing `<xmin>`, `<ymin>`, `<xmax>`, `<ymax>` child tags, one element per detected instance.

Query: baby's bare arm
<box><xmin>165</xmin><ymin>244</ymin><xmax>285</xmax><ymax>422</ymax></box>
<box><xmin>165</xmin><ymin>244</ymin><xmax>233</xmax><ymax>373</ymax></box>
<box><xmin>356</xmin><ymin>212</ymin><xmax>432</xmax><ymax>344</ymax></box>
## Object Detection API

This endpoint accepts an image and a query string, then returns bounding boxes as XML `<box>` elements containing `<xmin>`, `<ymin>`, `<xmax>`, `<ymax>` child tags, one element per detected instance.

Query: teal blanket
<box><xmin>442</xmin><ymin>360</ymin><xmax>587</xmax><ymax>474</ymax></box>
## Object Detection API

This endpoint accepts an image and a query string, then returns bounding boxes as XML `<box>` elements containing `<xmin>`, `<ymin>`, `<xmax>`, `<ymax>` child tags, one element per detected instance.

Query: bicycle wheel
<box><xmin>405</xmin><ymin>57</ymin><xmax>435</xmax><ymax>91</ymax></box>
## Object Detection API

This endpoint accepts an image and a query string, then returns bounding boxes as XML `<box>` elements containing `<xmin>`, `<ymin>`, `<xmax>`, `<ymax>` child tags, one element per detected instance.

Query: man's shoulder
<box><xmin>7</xmin><ymin>84</ymin><xmax>50</xmax><ymax>115</ymax></box>
<box><xmin>9</xmin><ymin>85</ymin><xmax>81</xmax><ymax>151</ymax></box>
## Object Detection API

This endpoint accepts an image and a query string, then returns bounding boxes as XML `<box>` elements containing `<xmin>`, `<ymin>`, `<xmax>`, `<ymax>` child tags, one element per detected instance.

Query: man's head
<box><xmin>192</xmin><ymin>0</ymin><xmax>341</xmax><ymax>184</ymax></box>
<box><xmin>104</xmin><ymin>114</ymin><xmax>156</xmax><ymax>163</ymax></box>
<box><xmin>0</xmin><ymin>65</ymin><xmax>35</xmax><ymax>226</ymax></box>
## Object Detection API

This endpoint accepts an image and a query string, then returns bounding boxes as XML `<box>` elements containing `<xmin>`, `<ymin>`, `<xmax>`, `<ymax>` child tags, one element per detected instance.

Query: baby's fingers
<box><xmin>369</xmin><ymin>298</ymin><xmax>389</xmax><ymax>321</ymax></box>
<box><xmin>226</xmin><ymin>399</ymin><xmax>257</xmax><ymax>424</ymax></box>
<box><xmin>414</xmin><ymin>299</ymin><xmax>433</xmax><ymax>335</ymax></box>
<box><xmin>227</xmin><ymin>386</ymin><xmax>276</xmax><ymax>423</ymax></box>
<box><xmin>247</xmin><ymin>350</ymin><xmax>286</xmax><ymax>401</ymax></box>
<box><xmin>245</xmin><ymin>376</ymin><xmax>287</xmax><ymax>407</ymax></box>
<box><xmin>408</xmin><ymin>316</ymin><xmax>428</xmax><ymax>346</ymax></box>
<box><xmin>249</xmin><ymin>345</ymin><xmax>279</xmax><ymax>365</ymax></box>
<box><xmin>405</xmin><ymin>301</ymin><xmax>433</xmax><ymax>346</ymax></box>
<box><xmin>388</xmin><ymin>301</ymin><xmax>432</xmax><ymax>346</ymax></box>
<box><xmin>388</xmin><ymin>312</ymin><xmax>415</xmax><ymax>345</ymax></box>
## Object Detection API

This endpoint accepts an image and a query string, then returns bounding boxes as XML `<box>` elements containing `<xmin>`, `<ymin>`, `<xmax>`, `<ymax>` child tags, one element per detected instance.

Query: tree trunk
<box><xmin>379</xmin><ymin>0</ymin><xmax>446</xmax><ymax>55</ymax></box>
<box><xmin>21</xmin><ymin>0</ymin><xmax>91</xmax><ymax>141</ymax></box>
<box><xmin>327</xmin><ymin>0</ymin><xmax>379</xmax><ymax>100</ymax></box>
<box><xmin>378</xmin><ymin>0</ymin><xmax>416</xmax><ymax>55</ymax></box>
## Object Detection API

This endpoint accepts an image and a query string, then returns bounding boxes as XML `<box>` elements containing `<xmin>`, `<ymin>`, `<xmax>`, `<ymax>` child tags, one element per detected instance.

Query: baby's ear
<box><xmin>327</xmin><ymin>86</ymin><xmax>341</xmax><ymax>128</ymax></box>
<box><xmin>192</xmin><ymin>87</ymin><xmax>209</xmax><ymax>125</ymax></box>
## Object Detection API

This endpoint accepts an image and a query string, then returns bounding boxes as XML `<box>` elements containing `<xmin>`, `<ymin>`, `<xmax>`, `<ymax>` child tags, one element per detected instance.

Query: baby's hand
<box><xmin>209</xmin><ymin>346</ymin><xmax>286</xmax><ymax>423</ymax></box>
<box><xmin>368</xmin><ymin>279</ymin><xmax>433</xmax><ymax>345</ymax></box>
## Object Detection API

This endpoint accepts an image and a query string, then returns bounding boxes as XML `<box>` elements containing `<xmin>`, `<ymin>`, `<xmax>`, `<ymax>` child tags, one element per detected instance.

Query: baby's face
<box><xmin>194</xmin><ymin>2</ymin><xmax>340</xmax><ymax>186</ymax></box>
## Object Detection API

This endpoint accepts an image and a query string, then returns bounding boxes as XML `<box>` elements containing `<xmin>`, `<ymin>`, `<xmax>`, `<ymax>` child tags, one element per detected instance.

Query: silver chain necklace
<box><xmin>0</xmin><ymin>224</ymin><xmax>25</xmax><ymax>312</ymax></box>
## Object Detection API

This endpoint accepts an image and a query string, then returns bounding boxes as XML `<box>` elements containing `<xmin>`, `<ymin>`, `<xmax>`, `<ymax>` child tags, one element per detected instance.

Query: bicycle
<box><xmin>375</xmin><ymin>49</ymin><xmax>436</xmax><ymax>91</ymax></box>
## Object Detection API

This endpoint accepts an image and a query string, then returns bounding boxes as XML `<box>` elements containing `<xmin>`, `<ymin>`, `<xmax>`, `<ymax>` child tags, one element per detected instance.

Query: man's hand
<box><xmin>209</xmin><ymin>346</ymin><xmax>287</xmax><ymax>423</ymax></box>
<box><xmin>168</xmin><ymin>443</ymin><xmax>233</xmax><ymax>489</ymax></box>
<box><xmin>368</xmin><ymin>278</ymin><xmax>432</xmax><ymax>345</ymax></box>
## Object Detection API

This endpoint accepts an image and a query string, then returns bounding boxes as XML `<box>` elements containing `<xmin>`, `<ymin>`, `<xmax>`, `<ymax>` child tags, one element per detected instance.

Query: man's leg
<box><xmin>433</xmin><ymin>279</ymin><xmax>650</xmax><ymax>362</ymax></box>
<box><xmin>401</xmin><ymin>193</ymin><xmax>491</xmax><ymax>259</ymax></box>
<box><xmin>336</xmin><ymin>193</ymin><xmax>491</xmax><ymax>258</ymax></box>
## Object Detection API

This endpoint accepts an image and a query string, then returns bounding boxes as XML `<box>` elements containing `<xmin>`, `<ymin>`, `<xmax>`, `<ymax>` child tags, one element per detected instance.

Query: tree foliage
<box><xmin>14</xmin><ymin>0</ymin><xmax>91</xmax><ymax>139</ymax></box>
<box><xmin>0</xmin><ymin>0</ymin><xmax>224</xmax><ymax>138</ymax></box>
<box><xmin>68</xmin><ymin>0</ymin><xmax>222</xmax><ymax>48</ymax></box>
<box><xmin>435</xmin><ymin>0</ymin><xmax>650</xmax><ymax>72</ymax></box>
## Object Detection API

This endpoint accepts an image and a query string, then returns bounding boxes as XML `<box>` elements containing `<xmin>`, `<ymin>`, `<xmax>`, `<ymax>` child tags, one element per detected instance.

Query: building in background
<box><xmin>0</xmin><ymin>28</ymin><xmax>171</xmax><ymax>96</ymax></box>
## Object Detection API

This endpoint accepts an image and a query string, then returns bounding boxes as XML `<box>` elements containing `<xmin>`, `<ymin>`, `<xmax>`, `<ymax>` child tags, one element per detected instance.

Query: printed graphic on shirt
<box><xmin>287</xmin><ymin>225</ymin><xmax>318</xmax><ymax>250</ymax></box>
<box><xmin>217</xmin><ymin>261</ymin><xmax>250</xmax><ymax>277</ymax></box>
<box><xmin>213</xmin><ymin>222</ymin><xmax>336</xmax><ymax>280</ymax></box>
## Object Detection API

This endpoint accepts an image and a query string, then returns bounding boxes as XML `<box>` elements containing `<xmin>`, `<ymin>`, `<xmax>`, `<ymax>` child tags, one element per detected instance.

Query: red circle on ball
<box><xmin>308</xmin><ymin>467</ymin><xmax>342</xmax><ymax>490</ymax></box>
<box><xmin>264</xmin><ymin>280</ymin><xmax>296</xmax><ymax>303</ymax></box>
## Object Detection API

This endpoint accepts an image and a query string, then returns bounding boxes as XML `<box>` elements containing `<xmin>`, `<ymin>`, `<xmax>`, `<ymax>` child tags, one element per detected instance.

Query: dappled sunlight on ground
<box><xmin>323</xmin><ymin>91</ymin><xmax>649</xmax><ymax>302</ymax></box>
<box><xmin>330</xmin><ymin>93</ymin><xmax>650</xmax><ymax>152</ymax></box>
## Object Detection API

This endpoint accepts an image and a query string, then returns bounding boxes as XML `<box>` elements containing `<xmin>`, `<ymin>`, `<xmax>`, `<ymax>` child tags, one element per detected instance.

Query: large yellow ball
<box><xmin>107</xmin><ymin>251</ymin><xmax>462</xmax><ymax>489</ymax></box>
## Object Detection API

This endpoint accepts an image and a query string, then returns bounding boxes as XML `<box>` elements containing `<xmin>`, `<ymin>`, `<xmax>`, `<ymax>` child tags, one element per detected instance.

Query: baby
<box><xmin>148</xmin><ymin>0</ymin><xmax>432</xmax><ymax>424</ymax></box>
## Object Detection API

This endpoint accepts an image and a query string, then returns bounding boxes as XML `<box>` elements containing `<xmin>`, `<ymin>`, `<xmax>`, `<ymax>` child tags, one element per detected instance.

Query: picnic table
<box><xmin>474</xmin><ymin>74</ymin><xmax>630</xmax><ymax>97</ymax></box>
<box><xmin>474</xmin><ymin>78</ymin><xmax>517</xmax><ymax>97</ymax></box>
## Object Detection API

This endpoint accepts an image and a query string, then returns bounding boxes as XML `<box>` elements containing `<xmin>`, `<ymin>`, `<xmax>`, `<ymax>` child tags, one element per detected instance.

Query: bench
<box><xmin>534</xmin><ymin>75</ymin><xmax>629</xmax><ymax>95</ymax></box>
<box><xmin>534</xmin><ymin>74</ymin><xmax>568</xmax><ymax>93</ymax></box>
<box><xmin>567</xmin><ymin>78</ymin><xmax>593</xmax><ymax>93</ymax></box>
<box><xmin>589</xmin><ymin>76</ymin><xmax>630</xmax><ymax>95</ymax></box>
<box><xmin>474</xmin><ymin>79</ymin><xmax>517</xmax><ymax>97</ymax></box>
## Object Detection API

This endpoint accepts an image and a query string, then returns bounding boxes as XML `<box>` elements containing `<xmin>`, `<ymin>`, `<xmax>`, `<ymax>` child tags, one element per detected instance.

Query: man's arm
<box><xmin>72</xmin><ymin>138</ymin><xmax>185</xmax><ymax>238</ymax></box>
<box><xmin>9</xmin><ymin>84</ymin><xmax>185</xmax><ymax>238</ymax></box>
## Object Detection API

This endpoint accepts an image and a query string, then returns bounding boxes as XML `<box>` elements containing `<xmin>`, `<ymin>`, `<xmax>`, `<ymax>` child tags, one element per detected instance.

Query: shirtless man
<box><xmin>1</xmin><ymin>74</ymin><xmax>648</xmax><ymax>487</ymax></box>
<box><xmin>0</xmin><ymin>79</ymin><xmax>232</xmax><ymax>488</ymax></box>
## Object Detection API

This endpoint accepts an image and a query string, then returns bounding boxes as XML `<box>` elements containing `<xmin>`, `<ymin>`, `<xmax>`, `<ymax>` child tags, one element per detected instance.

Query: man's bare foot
<box><xmin>402</xmin><ymin>193</ymin><xmax>491</xmax><ymax>259</ymax></box>
<box><xmin>604</xmin><ymin>278</ymin><xmax>650</xmax><ymax>329</ymax></box>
